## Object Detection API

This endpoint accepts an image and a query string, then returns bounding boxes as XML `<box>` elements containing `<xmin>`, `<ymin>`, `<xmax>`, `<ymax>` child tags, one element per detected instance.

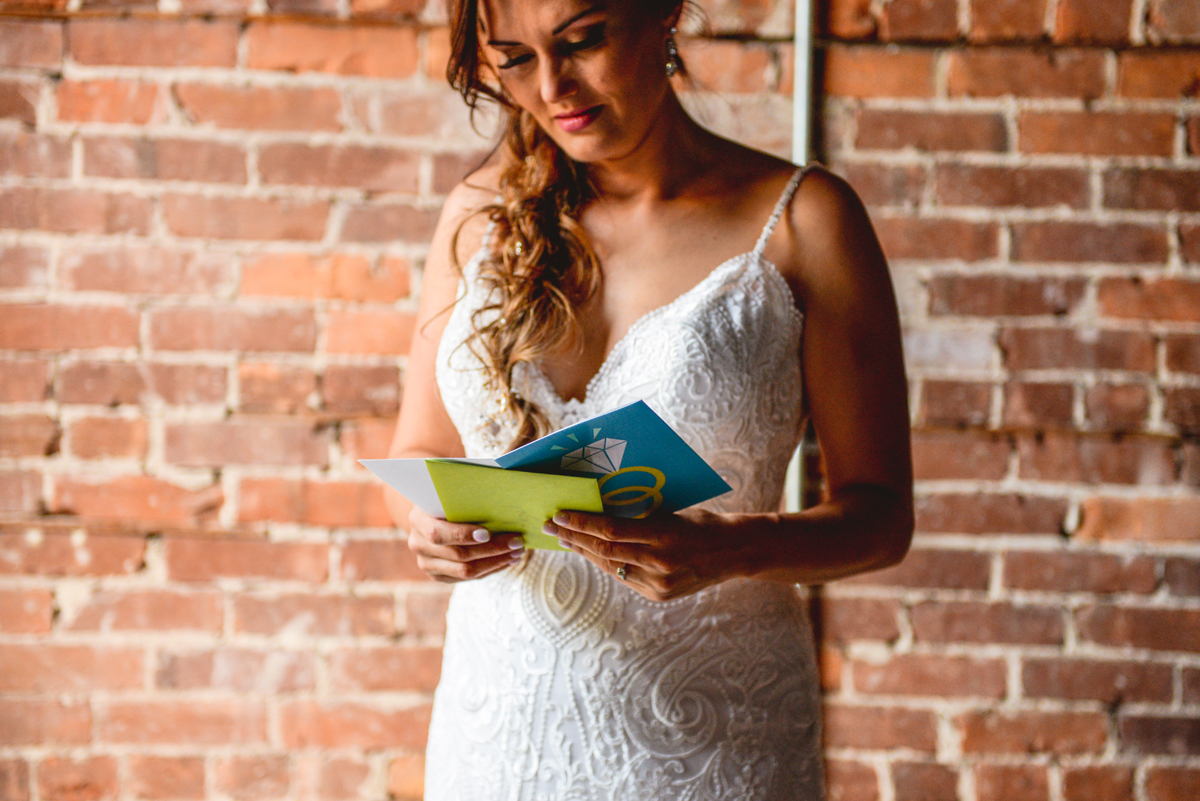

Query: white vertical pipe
<box><xmin>784</xmin><ymin>0</ymin><xmax>815</xmax><ymax>514</ymax></box>
<box><xmin>792</xmin><ymin>0</ymin><xmax>815</xmax><ymax>165</ymax></box>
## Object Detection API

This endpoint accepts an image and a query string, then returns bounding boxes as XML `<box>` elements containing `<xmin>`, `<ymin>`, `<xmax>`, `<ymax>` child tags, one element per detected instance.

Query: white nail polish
<box><xmin>473</xmin><ymin>528</ymin><xmax>490</xmax><ymax>543</ymax></box>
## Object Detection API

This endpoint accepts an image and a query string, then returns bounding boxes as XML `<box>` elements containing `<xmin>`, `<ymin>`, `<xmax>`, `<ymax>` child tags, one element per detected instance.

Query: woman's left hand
<box><xmin>543</xmin><ymin>509</ymin><xmax>756</xmax><ymax>602</ymax></box>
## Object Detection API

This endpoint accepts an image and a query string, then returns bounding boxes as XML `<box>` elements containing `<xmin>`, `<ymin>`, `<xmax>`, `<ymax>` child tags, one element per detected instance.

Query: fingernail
<box><xmin>508</xmin><ymin>551</ymin><xmax>524</xmax><ymax>563</ymax></box>
<box><xmin>557</xmin><ymin>539</ymin><xmax>571</xmax><ymax>550</ymax></box>
<box><xmin>472</xmin><ymin>528</ymin><xmax>490</xmax><ymax>543</ymax></box>
<box><xmin>508</xmin><ymin>537</ymin><xmax>524</xmax><ymax>550</ymax></box>
<box><xmin>553</xmin><ymin>512</ymin><xmax>568</xmax><ymax>524</ymax></box>
<box><xmin>541</xmin><ymin>521</ymin><xmax>559</xmax><ymax>536</ymax></box>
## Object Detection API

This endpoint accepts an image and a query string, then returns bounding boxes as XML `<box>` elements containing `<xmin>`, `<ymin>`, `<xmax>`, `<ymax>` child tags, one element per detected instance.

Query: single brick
<box><xmin>1017</xmin><ymin>433</ymin><xmax>1174</xmax><ymax>486</ymax></box>
<box><xmin>959</xmin><ymin>709</ymin><xmax>1108</xmax><ymax>754</ymax></box>
<box><xmin>1003</xmin><ymin>549</ymin><xmax>1157</xmax><ymax>594</ymax></box>
<box><xmin>947</xmin><ymin>47</ymin><xmax>1105</xmax><ymax>99</ymax></box>
<box><xmin>1076</xmin><ymin>497</ymin><xmax>1200</xmax><ymax>543</ymax></box>
<box><xmin>214</xmin><ymin>756</ymin><xmax>290</xmax><ymax>800</ymax></box>
<box><xmin>915</xmin><ymin>492</ymin><xmax>1066</xmax><ymax>535</ymax></box>
<box><xmin>1023</xmin><ymin>658</ymin><xmax>1173</xmax><ymax>704</ymax></box>
<box><xmin>323</xmin><ymin>364</ymin><xmax>400</xmax><ymax>415</ymax></box>
<box><xmin>148</xmin><ymin>307</ymin><xmax>316</xmax><ymax>352</ymax></box>
<box><xmin>821</xmin><ymin>45</ymin><xmax>936</xmax><ymax>98</ymax></box>
<box><xmin>968</xmin><ymin>0</ymin><xmax>1047</xmax><ymax>41</ymax></box>
<box><xmin>1054</xmin><ymin>0</ymin><xmax>1133</xmax><ymax>43</ymax></box>
<box><xmin>857</xmin><ymin>109</ymin><xmax>1008</xmax><ymax>152</ymax></box>
<box><xmin>0</xmin><ymin>19</ymin><xmax>63</xmax><ymax>68</ymax></box>
<box><xmin>237</xmin><ymin>363</ymin><xmax>317</xmax><ymax>413</ymax></box>
<box><xmin>0</xmin><ymin>644</ymin><xmax>144</xmax><ymax>692</ymax></box>
<box><xmin>917</xmin><ymin>380</ymin><xmax>991</xmax><ymax>428</ymax></box>
<box><xmin>975</xmin><ymin>764</ymin><xmax>1049</xmax><ymax>801</ymax></box>
<box><xmin>0</xmin><ymin>304</ymin><xmax>140</xmax><ymax>351</ymax></box>
<box><xmin>1148</xmin><ymin>0</ymin><xmax>1200</xmax><ymax>42</ymax></box>
<box><xmin>1119</xmin><ymin>715</ymin><xmax>1200</xmax><ymax>756</ymax></box>
<box><xmin>928</xmin><ymin>275</ymin><xmax>1085</xmax><ymax>317</ymax></box>
<box><xmin>82</xmin><ymin>136</ymin><xmax>247</xmax><ymax>183</ymax></box>
<box><xmin>1019</xmin><ymin>110</ymin><xmax>1175</xmax><ymax>157</ymax></box>
<box><xmin>245</xmin><ymin>21</ymin><xmax>419</xmax><ymax>77</ymax></box>
<box><xmin>36</xmin><ymin>757</ymin><xmax>118</xmax><ymax>801</ymax></box>
<box><xmin>232</xmin><ymin>592</ymin><xmax>393</xmax><ymax>636</ymax></box>
<box><xmin>56</xmin><ymin>79</ymin><xmax>162</xmax><ymax>124</ymax></box>
<box><xmin>823</xmin><ymin>704</ymin><xmax>938</xmax><ymax>751</ymax></box>
<box><xmin>329</xmin><ymin>646</ymin><xmax>443</xmax><ymax>692</ymax></box>
<box><xmin>841</xmin><ymin>547</ymin><xmax>992</xmax><ymax>590</ymax></box>
<box><xmin>67</xmin><ymin>18</ymin><xmax>238</xmax><ymax>67</ymax></box>
<box><xmin>175</xmin><ymin>83</ymin><xmax>341</xmax><ymax>131</ymax></box>
<box><xmin>165</xmin><ymin>538</ymin><xmax>328</xmax><ymax>583</ymax></box>
<box><xmin>1063</xmin><ymin>765</ymin><xmax>1134</xmax><ymax>801</ymax></box>
<box><xmin>156</xmin><ymin>648</ymin><xmax>315</xmax><ymax>693</ymax></box>
<box><xmin>1077</xmin><ymin>605</ymin><xmax>1200</xmax><ymax>652</ymax></box>
<box><xmin>818</xmin><ymin>596</ymin><xmax>901</xmax><ymax>643</ymax></box>
<box><xmin>165</xmin><ymin>418</ymin><xmax>330</xmax><ymax>467</ymax></box>
<box><xmin>66</xmin><ymin>417</ymin><xmax>149</xmax><ymax>459</ymax></box>
<box><xmin>0</xmin><ymin>188</ymin><xmax>153</xmax><ymax>235</ymax></box>
<box><xmin>97</xmin><ymin>701</ymin><xmax>268</xmax><ymax>746</ymax></box>
<box><xmin>1085</xmin><ymin>384</ymin><xmax>1150</xmax><ymax>431</ymax></box>
<box><xmin>912</xmin><ymin>430</ymin><xmax>1009</xmax><ymax>481</ymax></box>
<box><xmin>278</xmin><ymin>702</ymin><xmax>432</xmax><ymax>749</ymax></box>
<box><xmin>325</xmin><ymin>308</ymin><xmax>416</xmax><ymax>355</ymax></box>
<box><xmin>852</xmin><ymin>654</ymin><xmax>1007</xmax><ymax>698</ymax></box>
<box><xmin>52</xmin><ymin>476</ymin><xmax>222</xmax><ymax>526</ymax></box>
<box><xmin>999</xmin><ymin>327</ymin><xmax>1156</xmax><ymax>371</ymax></box>
<box><xmin>126</xmin><ymin>757</ymin><xmax>204</xmax><ymax>801</ymax></box>
<box><xmin>258</xmin><ymin>142</ymin><xmax>420</xmax><ymax>191</ymax></box>
<box><xmin>240</xmin><ymin>252</ymin><xmax>410</xmax><ymax>302</ymax></box>
<box><xmin>0</xmin><ymin>131</ymin><xmax>71</xmax><ymax>178</ymax></box>
<box><xmin>162</xmin><ymin>194</ymin><xmax>328</xmax><ymax>241</ymax></box>
<box><xmin>910</xmin><ymin>601</ymin><xmax>1064</xmax><ymax>646</ymax></box>
<box><xmin>934</xmin><ymin>164</ymin><xmax>1088</xmax><ymax>208</ymax></box>
<box><xmin>879</xmin><ymin>0</ymin><xmax>958</xmax><ymax>40</ymax></box>
<box><xmin>1117</xmin><ymin>51</ymin><xmax>1200</xmax><ymax>97</ymax></box>
<box><xmin>60</xmin><ymin>247</ymin><xmax>234</xmax><ymax>295</ymax></box>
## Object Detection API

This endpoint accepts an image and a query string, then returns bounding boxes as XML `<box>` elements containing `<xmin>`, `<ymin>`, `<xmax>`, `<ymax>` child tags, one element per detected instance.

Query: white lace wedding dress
<box><xmin>425</xmin><ymin>167</ymin><xmax>823</xmax><ymax>800</ymax></box>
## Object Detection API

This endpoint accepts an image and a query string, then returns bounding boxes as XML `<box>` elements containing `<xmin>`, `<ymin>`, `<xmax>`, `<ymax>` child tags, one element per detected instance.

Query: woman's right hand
<box><xmin>407</xmin><ymin>506</ymin><xmax>525</xmax><ymax>583</ymax></box>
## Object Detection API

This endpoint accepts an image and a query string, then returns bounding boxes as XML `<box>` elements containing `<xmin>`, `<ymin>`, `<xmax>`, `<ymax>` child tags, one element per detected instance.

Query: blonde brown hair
<box><xmin>445</xmin><ymin>0</ymin><xmax>685</xmax><ymax>448</ymax></box>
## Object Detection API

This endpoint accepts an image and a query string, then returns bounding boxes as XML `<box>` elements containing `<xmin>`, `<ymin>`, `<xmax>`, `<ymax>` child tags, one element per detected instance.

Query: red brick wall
<box><xmin>0</xmin><ymin>1</ymin><xmax>1196</xmax><ymax>799</ymax></box>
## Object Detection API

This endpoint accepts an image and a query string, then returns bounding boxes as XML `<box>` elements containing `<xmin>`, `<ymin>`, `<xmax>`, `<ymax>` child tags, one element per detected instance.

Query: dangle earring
<box><xmin>664</xmin><ymin>27</ymin><xmax>681</xmax><ymax>78</ymax></box>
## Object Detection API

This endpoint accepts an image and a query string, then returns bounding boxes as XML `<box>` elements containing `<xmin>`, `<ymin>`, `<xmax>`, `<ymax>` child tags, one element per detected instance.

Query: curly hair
<box><xmin>444</xmin><ymin>0</ymin><xmax>686</xmax><ymax>449</ymax></box>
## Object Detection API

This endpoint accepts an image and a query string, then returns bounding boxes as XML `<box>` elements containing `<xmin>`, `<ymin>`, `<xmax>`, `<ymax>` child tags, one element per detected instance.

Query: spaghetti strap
<box><xmin>752</xmin><ymin>164</ymin><xmax>814</xmax><ymax>258</ymax></box>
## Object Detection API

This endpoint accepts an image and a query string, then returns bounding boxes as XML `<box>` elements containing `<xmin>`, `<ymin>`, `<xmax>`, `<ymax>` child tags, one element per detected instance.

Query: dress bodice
<box><xmin>424</xmin><ymin>167</ymin><xmax>823</xmax><ymax>801</ymax></box>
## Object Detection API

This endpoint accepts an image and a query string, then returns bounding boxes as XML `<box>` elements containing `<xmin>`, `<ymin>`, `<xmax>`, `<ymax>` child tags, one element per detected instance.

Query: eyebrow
<box><xmin>486</xmin><ymin>4</ymin><xmax>605</xmax><ymax>47</ymax></box>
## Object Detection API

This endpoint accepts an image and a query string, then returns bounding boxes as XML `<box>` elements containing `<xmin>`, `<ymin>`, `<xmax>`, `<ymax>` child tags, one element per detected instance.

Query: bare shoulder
<box><xmin>780</xmin><ymin>165</ymin><xmax>887</xmax><ymax>300</ymax></box>
<box><xmin>432</xmin><ymin>163</ymin><xmax>503</xmax><ymax>271</ymax></box>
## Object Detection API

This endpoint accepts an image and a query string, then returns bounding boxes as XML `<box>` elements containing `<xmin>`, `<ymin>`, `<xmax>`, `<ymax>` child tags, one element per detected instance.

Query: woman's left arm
<box><xmin>548</xmin><ymin>168</ymin><xmax>914</xmax><ymax>601</ymax></box>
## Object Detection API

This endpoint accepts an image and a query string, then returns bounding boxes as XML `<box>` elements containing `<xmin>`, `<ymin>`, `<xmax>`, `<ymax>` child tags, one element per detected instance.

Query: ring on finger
<box><xmin>615</xmin><ymin>564</ymin><xmax>627</xmax><ymax>581</ymax></box>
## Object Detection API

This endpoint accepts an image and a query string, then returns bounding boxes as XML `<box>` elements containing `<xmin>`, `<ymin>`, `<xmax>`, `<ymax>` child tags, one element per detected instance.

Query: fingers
<box><xmin>544</xmin><ymin>511</ymin><xmax>659</xmax><ymax>544</ymax></box>
<box><xmin>409</xmin><ymin>526</ymin><xmax>524</xmax><ymax>564</ymax></box>
<box><xmin>406</xmin><ymin>509</ymin><xmax>524</xmax><ymax>581</ymax></box>
<box><xmin>416</xmin><ymin>548</ymin><xmax>525</xmax><ymax>583</ymax></box>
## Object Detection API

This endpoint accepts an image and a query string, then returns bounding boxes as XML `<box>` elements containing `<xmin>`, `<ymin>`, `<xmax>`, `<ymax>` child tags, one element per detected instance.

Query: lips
<box><xmin>554</xmin><ymin>105</ymin><xmax>602</xmax><ymax>133</ymax></box>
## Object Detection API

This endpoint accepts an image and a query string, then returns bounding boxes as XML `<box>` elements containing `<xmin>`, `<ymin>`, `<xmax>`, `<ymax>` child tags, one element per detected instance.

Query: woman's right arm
<box><xmin>386</xmin><ymin>176</ymin><xmax>526</xmax><ymax>582</ymax></box>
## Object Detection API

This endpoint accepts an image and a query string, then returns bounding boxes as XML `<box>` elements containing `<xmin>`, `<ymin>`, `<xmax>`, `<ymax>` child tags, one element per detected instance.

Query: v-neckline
<box><xmin>528</xmin><ymin>250</ymin><xmax>773</xmax><ymax>409</ymax></box>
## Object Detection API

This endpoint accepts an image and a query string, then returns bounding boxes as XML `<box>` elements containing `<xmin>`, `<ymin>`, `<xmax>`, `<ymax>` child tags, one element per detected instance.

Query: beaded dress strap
<box><xmin>752</xmin><ymin>165</ymin><xmax>813</xmax><ymax>258</ymax></box>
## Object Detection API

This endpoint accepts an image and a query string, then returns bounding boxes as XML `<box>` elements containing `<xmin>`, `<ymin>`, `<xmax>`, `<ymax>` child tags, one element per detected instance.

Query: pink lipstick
<box><xmin>554</xmin><ymin>106</ymin><xmax>602</xmax><ymax>133</ymax></box>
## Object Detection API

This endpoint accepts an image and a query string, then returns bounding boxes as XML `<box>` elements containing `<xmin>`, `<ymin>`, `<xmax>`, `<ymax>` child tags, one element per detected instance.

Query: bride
<box><xmin>386</xmin><ymin>0</ymin><xmax>914</xmax><ymax>798</ymax></box>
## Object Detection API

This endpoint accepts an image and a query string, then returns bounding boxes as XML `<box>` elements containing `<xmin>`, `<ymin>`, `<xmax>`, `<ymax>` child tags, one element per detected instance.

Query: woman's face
<box><xmin>478</xmin><ymin>0</ymin><xmax>676</xmax><ymax>164</ymax></box>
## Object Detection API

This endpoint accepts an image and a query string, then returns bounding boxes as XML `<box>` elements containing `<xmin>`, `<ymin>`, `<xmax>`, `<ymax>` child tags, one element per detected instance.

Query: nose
<box><xmin>538</xmin><ymin>56</ymin><xmax>577</xmax><ymax>105</ymax></box>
